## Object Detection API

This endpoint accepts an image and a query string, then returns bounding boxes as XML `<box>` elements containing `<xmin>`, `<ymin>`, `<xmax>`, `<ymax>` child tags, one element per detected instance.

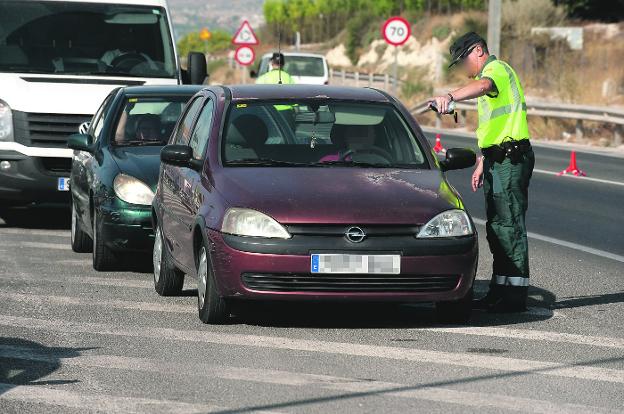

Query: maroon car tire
<box><xmin>92</xmin><ymin>209</ymin><xmax>120</xmax><ymax>271</ymax></box>
<box><xmin>435</xmin><ymin>286</ymin><xmax>473</xmax><ymax>324</ymax></box>
<box><xmin>153</xmin><ymin>225</ymin><xmax>184</xmax><ymax>296</ymax></box>
<box><xmin>71</xmin><ymin>201</ymin><xmax>92</xmax><ymax>253</ymax></box>
<box><xmin>196</xmin><ymin>241</ymin><xmax>230</xmax><ymax>324</ymax></box>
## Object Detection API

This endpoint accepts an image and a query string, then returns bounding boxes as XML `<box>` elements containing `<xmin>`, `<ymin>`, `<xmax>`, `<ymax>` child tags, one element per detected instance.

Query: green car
<box><xmin>68</xmin><ymin>85</ymin><xmax>202</xmax><ymax>271</ymax></box>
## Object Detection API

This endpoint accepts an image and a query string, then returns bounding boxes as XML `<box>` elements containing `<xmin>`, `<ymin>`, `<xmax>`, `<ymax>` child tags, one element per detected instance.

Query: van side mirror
<box><xmin>440</xmin><ymin>148</ymin><xmax>476</xmax><ymax>171</ymax></box>
<box><xmin>67</xmin><ymin>133</ymin><xmax>93</xmax><ymax>152</ymax></box>
<box><xmin>161</xmin><ymin>145</ymin><xmax>202</xmax><ymax>171</ymax></box>
<box><xmin>185</xmin><ymin>52</ymin><xmax>208</xmax><ymax>85</ymax></box>
<box><xmin>250</xmin><ymin>70</ymin><xmax>257</xmax><ymax>79</ymax></box>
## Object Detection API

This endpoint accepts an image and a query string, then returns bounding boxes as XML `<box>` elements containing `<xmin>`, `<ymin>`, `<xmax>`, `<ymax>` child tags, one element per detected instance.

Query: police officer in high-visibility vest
<box><xmin>255</xmin><ymin>52</ymin><xmax>295</xmax><ymax>85</ymax></box>
<box><xmin>431</xmin><ymin>32</ymin><xmax>534</xmax><ymax>313</ymax></box>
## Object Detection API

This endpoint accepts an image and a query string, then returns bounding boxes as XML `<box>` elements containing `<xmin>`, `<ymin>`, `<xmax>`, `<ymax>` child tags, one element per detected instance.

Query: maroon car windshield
<box><xmin>222</xmin><ymin>101</ymin><xmax>428</xmax><ymax>168</ymax></box>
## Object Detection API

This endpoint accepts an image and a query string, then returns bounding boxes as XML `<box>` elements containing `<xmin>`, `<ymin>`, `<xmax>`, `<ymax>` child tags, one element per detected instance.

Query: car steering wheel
<box><xmin>109</xmin><ymin>52</ymin><xmax>150</xmax><ymax>72</ymax></box>
<box><xmin>340</xmin><ymin>147</ymin><xmax>394</xmax><ymax>164</ymax></box>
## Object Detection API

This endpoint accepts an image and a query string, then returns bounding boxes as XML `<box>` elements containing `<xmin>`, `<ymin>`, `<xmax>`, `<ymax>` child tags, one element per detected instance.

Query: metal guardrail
<box><xmin>328</xmin><ymin>68</ymin><xmax>398</xmax><ymax>91</ymax></box>
<box><xmin>410</xmin><ymin>99</ymin><xmax>624</xmax><ymax>146</ymax></box>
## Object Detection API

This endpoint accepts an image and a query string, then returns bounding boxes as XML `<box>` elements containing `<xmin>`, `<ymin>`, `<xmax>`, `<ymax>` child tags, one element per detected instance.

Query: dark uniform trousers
<box><xmin>483</xmin><ymin>148</ymin><xmax>535</xmax><ymax>306</ymax></box>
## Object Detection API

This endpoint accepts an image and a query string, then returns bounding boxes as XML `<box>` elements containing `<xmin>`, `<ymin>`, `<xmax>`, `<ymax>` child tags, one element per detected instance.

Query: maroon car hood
<box><xmin>213</xmin><ymin>168</ymin><xmax>462</xmax><ymax>225</ymax></box>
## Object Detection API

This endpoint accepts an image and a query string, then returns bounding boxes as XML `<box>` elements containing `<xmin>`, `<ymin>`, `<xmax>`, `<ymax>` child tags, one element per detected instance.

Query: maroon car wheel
<box><xmin>196</xmin><ymin>242</ymin><xmax>230</xmax><ymax>324</ymax></box>
<box><xmin>435</xmin><ymin>286</ymin><xmax>473</xmax><ymax>324</ymax></box>
<box><xmin>152</xmin><ymin>225</ymin><xmax>184</xmax><ymax>296</ymax></box>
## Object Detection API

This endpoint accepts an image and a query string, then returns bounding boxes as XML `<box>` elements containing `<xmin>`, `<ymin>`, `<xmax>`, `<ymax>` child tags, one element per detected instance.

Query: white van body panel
<box><xmin>258</xmin><ymin>52</ymin><xmax>329</xmax><ymax>85</ymax></box>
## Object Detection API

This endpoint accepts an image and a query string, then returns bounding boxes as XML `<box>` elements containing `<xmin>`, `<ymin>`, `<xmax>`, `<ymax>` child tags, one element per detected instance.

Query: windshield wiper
<box><xmin>310</xmin><ymin>160</ymin><xmax>396</xmax><ymax>168</ymax></box>
<box><xmin>116</xmin><ymin>140</ymin><xmax>163</xmax><ymax>147</ymax></box>
<box><xmin>227</xmin><ymin>158</ymin><xmax>308</xmax><ymax>167</ymax></box>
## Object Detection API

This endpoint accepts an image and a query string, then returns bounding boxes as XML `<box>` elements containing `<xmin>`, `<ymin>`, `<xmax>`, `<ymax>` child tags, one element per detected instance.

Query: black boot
<box><xmin>488</xmin><ymin>286</ymin><xmax>528</xmax><ymax>313</ymax></box>
<box><xmin>472</xmin><ymin>285</ymin><xmax>503</xmax><ymax>310</ymax></box>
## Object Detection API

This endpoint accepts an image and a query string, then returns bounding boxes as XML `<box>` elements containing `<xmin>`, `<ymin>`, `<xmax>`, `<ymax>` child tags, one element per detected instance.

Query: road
<box><xmin>0</xmin><ymin>135</ymin><xmax>623</xmax><ymax>413</ymax></box>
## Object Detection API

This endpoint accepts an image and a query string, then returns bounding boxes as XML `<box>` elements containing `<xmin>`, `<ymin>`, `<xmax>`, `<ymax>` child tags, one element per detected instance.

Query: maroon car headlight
<box><xmin>221</xmin><ymin>208</ymin><xmax>291</xmax><ymax>239</ymax></box>
<box><xmin>416</xmin><ymin>209</ymin><xmax>473</xmax><ymax>238</ymax></box>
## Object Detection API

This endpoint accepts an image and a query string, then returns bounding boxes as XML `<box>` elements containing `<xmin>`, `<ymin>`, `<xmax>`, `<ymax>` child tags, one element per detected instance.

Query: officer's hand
<box><xmin>432</xmin><ymin>95</ymin><xmax>451</xmax><ymax>114</ymax></box>
<box><xmin>471</xmin><ymin>157</ymin><xmax>484</xmax><ymax>192</ymax></box>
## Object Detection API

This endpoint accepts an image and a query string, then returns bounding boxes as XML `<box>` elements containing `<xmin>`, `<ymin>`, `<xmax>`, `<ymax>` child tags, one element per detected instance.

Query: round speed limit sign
<box><xmin>382</xmin><ymin>17</ymin><xmax>411</xmax><ymax>46</ymax></box>
<box><xmin>234</xmin><ymin>46</ymin><xmax>255</xmax><ymax>66</ymax></box>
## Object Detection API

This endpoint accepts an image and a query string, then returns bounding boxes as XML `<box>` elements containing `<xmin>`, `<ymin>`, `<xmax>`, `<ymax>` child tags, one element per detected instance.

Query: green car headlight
<box><xmin>417</xmin><ymin>209</ymin><xmax>473</xmax><ymax>238</ymax></box>
<box><xmin>113</xmin><ymin>174</ymin><xmax>154</xmax><ymax>206</ymax></box>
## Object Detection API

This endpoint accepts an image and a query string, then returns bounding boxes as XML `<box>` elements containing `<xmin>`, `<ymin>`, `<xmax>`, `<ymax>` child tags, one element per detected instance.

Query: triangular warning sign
<box><xmin>232</xmin><ymin>20</ymin><xmax>259</xmax><ymax>45</ymax></box>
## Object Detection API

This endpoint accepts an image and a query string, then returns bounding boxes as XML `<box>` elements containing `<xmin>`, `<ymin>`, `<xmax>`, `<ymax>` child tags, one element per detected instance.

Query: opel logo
<box><xmin>78</xmin><ymin>122</ymin><xmax>90</xmax><ymax>134</ymax></box>
<box><xmin>345</xmin><ymin>226</ymin><xmax>366</xmax><ymax>243</ymax></box>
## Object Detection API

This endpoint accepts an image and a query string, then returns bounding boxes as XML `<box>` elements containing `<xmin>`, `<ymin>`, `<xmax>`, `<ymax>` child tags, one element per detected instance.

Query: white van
<box><xmin>253</xmin><ymin>52</ymin><xmax>329</xmax><ymax>85</ymax></box>
<box><xmin>0</xmin><ymin>0</ymin><xmax>206</xmax><ymax>209</ymax></box>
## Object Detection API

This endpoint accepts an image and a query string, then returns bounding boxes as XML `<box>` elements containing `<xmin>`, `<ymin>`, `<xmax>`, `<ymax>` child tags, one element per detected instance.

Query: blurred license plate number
<box><xmin>57</xmin><ymin>177</ymin><xmax>70</xmax><ymax>191</ymax></box>
<box><xmin>311</xmin><ymin>254</ymin><xmax>400</xmax><ymax>274</ymax></box>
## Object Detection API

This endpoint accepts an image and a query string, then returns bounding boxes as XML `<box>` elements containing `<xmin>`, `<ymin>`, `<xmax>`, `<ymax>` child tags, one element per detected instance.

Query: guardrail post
<box><xmin>435</xmin><ymin>113</ymin><xmax>441</xmax><ymax>129</ymax></box>
<box><xmin>384</xmin><ymin>74</ymin><xmax>389</xmax><ymax>90</ymax></box>
<box><xmin>329</xmin><ymin>68</ymin><xmax>333</xmax><ymax>83</ymax></box>
<box><xmin>368</xmin><ymin>72</ymin><xmax>373</xmax><ymax>87</ymax></box>
<box><xmin>459</xmin><ymin>110</ymin><xmax>466</xmax><ymax>127</ymax></box>
<box><xmin>615</xmin><ymin>125</ymin><xmax>623</xmax><ymax>147</ymax></box>
<box><xmin>354</xmin><ymin>72</ymin><xmax>359</xmax><ymax>87</ymax></box>
<box><xmin>575</xmin><ymin>119</ymin><xmax>584</xmax><ymax>141</ymax></box>
<box><xmin>341</xmin><ymin>69</ymin><xmax>346</xmax><ymax>85</ymax></box>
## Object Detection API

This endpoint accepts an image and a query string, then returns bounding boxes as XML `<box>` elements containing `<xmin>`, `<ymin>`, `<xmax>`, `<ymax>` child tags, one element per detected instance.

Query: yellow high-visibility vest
<box><xmin>475</xmin><ymin>56</ymin><xmax>530</xmax><ymax>148</ymax></box>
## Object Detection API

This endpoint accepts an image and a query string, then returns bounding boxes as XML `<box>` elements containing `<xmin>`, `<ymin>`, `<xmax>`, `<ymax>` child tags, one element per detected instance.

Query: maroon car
<box><xmin>152</xmin><ymin>85</ymin><xmax>477</xmax><ymax>324</ymax></box>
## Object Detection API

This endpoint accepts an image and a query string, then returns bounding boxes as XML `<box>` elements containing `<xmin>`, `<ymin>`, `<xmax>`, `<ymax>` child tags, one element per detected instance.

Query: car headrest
<box><xmin>229</xmin><ymin>114</ymin><xmax>268</xmax><ymax>148</ymax></box>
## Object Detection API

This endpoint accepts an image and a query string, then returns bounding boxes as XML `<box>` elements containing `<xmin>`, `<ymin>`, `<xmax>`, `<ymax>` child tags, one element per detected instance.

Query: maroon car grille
<box><xmin>241</xmin><ymin>273</ymin><xmax>460</xmax><ymax>293</ymax></box>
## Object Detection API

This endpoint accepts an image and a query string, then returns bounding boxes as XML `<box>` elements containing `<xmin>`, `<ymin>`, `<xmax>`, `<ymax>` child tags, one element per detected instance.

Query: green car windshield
<box><xmin>113</xmin><ymin>96</ymin><xmax>190</xmax><ymax>147</ymax></box>
<box><xmin>222</xmin><ymin>101</ymin><xmax>428</xmax><ymax>168</ymax></box>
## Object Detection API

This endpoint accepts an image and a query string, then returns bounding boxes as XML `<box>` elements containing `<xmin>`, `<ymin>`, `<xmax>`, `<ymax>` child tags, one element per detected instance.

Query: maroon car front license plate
<box><xmin>311</xmin><ymin>254</ymin><xmax>401</xmax><ymax>274</ymax></box>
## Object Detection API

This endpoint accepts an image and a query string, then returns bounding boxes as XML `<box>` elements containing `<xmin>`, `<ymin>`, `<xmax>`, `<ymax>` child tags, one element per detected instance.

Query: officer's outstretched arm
<box><xmin>450</xmin><ymin>79</ymin><xmax>494</xmax><ymax>101</ymax></box>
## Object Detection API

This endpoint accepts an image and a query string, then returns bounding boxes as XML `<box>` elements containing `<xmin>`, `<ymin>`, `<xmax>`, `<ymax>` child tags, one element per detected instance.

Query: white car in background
<box><xmin>253</xmin><ymin>52</ymin><xmax>329</xmax><ymax>85</ymax></box>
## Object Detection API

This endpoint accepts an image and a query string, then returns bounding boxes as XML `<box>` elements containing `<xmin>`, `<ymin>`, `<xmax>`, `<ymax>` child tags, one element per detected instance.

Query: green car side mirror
<box><xmin>67</xmin><ymin>133</ymin><xmax>93</xmax><ymax>152</ymax></box>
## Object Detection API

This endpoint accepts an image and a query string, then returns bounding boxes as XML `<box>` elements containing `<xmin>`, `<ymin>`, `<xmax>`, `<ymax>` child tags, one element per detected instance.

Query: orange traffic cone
<box><xmin>557</xmin><ymin>151</ymin><xmax>586</xmax><ymax>177</ymax></box>
<box><xmin>433</xmin><ymin>134</ymin><xmax>446</xmax><ymax>154</ymax></box>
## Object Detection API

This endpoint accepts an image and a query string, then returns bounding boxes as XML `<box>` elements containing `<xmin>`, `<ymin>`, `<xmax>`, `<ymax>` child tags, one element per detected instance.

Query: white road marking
<box><xmin>534</xmin><ymin>168</ymin><xmax>624</xmax><ymax>187</ymax></box>
<box><xmin>1</xmin><ymin>315</ymin><xmax>622</xmax><ymax>384</ymax></box>
<box><xmin>0</xmin><ymin>274</ymin><xmax>153</xmax><ymax>289</ymax></box>
<box><xmin>0</xmin><ymin>382</ymin><xmax>278</xmax><ymax>414</ymax></box>
<box><xmin>472</xmin><ymin>218</ymin><xmax>624</xmax><ymax>264</ymax></box>
<box><xmin>0</xmin><ymin>292</ymin><xmax>192</xmax><ymax>314</ymax></box>
<box><xmin>420</xmin><ymin>326</ymin><xmax>624</xmax><ymax>350</ymax></box>
<box><xmin>0</xmin><ymin>228</ymin><xmax>70</xmax><ymax>237</ymax></box>
<box><xmin>18</xmin><ymin>241</ymin><xmax>70</xmax><ymax>250</ymax></box>
<box><xmin>0</xmin><ymin>345</ymin><xmax>617</xmax><ymax>414</ymax></box>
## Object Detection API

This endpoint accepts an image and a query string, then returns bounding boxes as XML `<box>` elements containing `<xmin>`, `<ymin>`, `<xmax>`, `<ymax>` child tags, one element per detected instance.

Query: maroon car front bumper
<box><xmin>206</xmin><ymin>229</ymin><xmax>478</xmax><ymax>303</ymax></box>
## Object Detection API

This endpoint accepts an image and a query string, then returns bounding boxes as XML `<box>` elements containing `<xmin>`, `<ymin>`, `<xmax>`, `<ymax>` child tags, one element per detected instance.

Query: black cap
<box><xmin>271</xmin><ymin>52</ymin><xmax>285</xmax><ymax>67</ymax></box>
<box><xmin>449</xmin><ymin>32</ymin><xmax>486</xmax><ymax>68</ymax></box>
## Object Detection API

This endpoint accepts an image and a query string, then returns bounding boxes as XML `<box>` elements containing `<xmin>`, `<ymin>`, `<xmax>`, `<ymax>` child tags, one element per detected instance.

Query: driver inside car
<box><xmin>319</xmin><ymin>124</ymin><xmax>376</xmax><ymax>162</ymax></box>
<box><xmin>135</xmin><ymin>115</ymin><xmax>161</xmax><ymax>142</ymax></box>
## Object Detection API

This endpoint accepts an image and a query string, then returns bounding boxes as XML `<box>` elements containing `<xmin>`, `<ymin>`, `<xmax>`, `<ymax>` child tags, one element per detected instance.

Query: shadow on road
<box><xmin>0</xmin><ymin>205</ymin><xmax>70</xmax><ymax>230</ymax></box>
<box><xmin>0</xmin><ymin>337</ymin><xmax>87</xmax><ymax>396</ymax></box>
<box><xmin>230</xmin><ymin>280</ymin><xmax>558</xmax><ymax>329</ymax></box>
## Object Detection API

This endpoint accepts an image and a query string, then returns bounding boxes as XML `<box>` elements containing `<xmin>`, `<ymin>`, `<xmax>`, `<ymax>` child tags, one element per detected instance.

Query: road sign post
<box><xmin>382</xmin><ymin>17</ymin><xmax>411</xmax><ymax>96</ymax></box>
<box><xmin>232</xmin><ymin>21</ymin><xmax>259</xmax><ymax>84</ymax></box>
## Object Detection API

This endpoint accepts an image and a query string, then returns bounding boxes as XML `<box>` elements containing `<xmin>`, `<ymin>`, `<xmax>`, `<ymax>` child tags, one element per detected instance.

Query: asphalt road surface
<box><xmin>0</xmin><ymin>135</ymin><xmax>623</xmax><ymax>413</ymax></box>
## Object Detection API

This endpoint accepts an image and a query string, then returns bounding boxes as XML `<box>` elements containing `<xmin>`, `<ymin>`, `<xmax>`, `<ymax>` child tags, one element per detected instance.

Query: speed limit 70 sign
<box><xmin>382</xmin><ymin>17</ymin><xmax>411</xmax><ymax>46</ymax></box>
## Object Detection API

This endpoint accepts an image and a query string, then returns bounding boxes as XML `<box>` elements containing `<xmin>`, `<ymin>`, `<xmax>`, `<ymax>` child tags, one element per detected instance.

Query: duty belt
<box><xmin>482</xmin><ymin>139</ymin><xmax>531</xmax><ymax>164</ymax></box>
